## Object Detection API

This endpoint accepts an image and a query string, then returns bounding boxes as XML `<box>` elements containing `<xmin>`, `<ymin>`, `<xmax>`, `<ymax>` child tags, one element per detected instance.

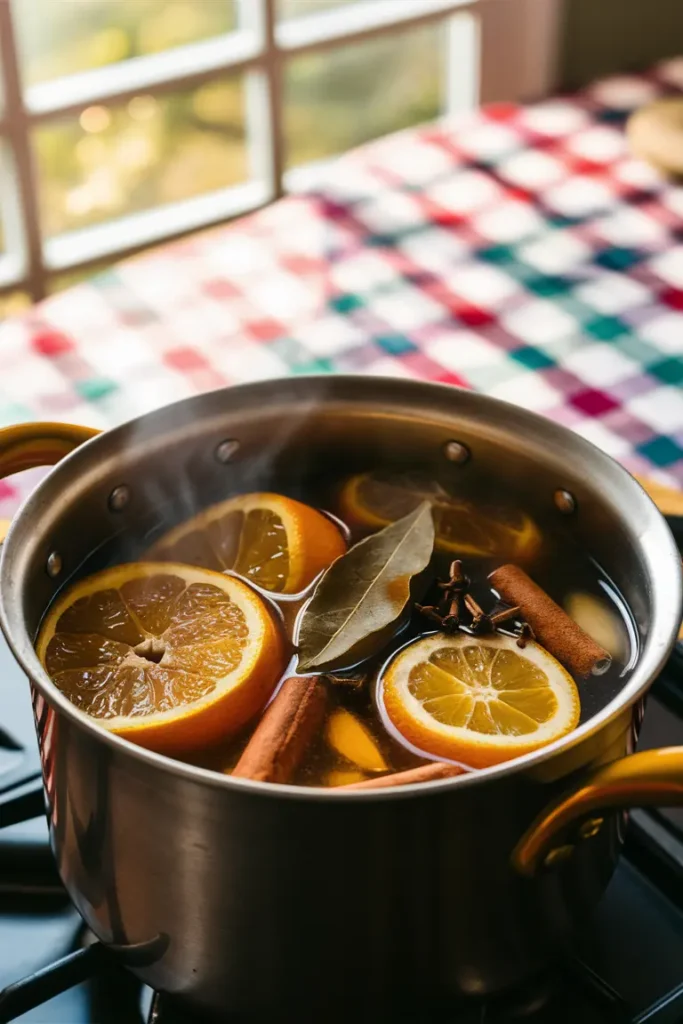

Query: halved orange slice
<box><xmin>339</xmin><ymin>472</ymin><xmax>540</xmax><ymax>559</ymax></box>
<box><xmin>36</xmin><ymin>563</ymin><xmax>285</xmax><ymax>755</ymax></box>
<box><xmin>147</xmin><ymin>492</ymin><xmax>346</xmax><ymax>594</ymax></box>
<box><xmin>382</xmin><ymin>632</ymin><xmax>580</xmax><ymax>768</ymax></box>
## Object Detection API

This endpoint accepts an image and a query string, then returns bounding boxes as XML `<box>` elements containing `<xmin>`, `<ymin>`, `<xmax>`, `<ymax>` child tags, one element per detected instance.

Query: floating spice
<box><xmin>416</xmin><ymin>559</ymin><xmax>520</xmax><ymax>636</ymax></box>
<box><xmin>340</xmin><ymin>762</ymin><xmax>465</xmax><ymax>790</ymax></box>
<box><xmin>489</xmin><ymin>564</ymin><xmax>611</xmax><ymax>678</ymax></box>
<box><xmin>297</xmin><ymin>502</ymin><xmax>435</xmax><ymax>671</ymax></box>
<box><xmin>232</xmin><ymin>675</ymin><xmax>328</xmax><ymax>783</ymax></box>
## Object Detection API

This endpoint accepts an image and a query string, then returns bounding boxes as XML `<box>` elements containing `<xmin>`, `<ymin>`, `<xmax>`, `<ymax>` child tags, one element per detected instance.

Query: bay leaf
<box><xmin>297</xmin><ymin>501</ymin><xmax>434</xmax><ymax>671</ymax></box>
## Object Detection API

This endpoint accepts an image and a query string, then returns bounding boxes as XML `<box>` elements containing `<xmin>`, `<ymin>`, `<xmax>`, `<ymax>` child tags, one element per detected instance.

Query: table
<box><xmin>1</xmin><ymin>59</ymin><xmax>682</xmax><ymax>519</ymax></box>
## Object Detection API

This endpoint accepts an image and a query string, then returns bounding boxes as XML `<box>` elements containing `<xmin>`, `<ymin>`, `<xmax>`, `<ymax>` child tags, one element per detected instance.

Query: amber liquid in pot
<box><xmin>46</xmin><ymin>470</ymin><xmax>638</xmax><ymax>787</ymax></box>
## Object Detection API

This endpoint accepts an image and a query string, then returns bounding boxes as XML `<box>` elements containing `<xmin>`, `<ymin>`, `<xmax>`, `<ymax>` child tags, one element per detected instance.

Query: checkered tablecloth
<box><xmin>1</xmin><ymin>60</ymin><xmax>682</xmax><ymax>518</ymax></box>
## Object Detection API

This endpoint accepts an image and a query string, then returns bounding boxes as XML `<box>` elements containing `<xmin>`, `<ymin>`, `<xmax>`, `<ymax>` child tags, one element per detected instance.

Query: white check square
<box><xmin>295</xmin><ymin>315</ymin><xmax>367</xmax><ymax>357</ymax></box>
<box><xmin>370</xmin><ymin>286</ymin><xmax>444</xmax><ymax>331</ymax></box>
<box><xmin>498</xmin><ymin>150</ymin><xmax>565</xmax><ymax>189</ymax></box>
<box><xmin>521</xmin><ymin>102</ymin><xmax>589</xmax><ymax>136</ymax></box>
<box><xmin>545</xmin><ymin>177</ymin><xmax>614</xmax><ymax>218</ymax></box>
<box><xmin>567</xmin><ymin>126</ymin><xmax>626</xmax><ymax>163</ymax></box>
<box><xmin>574</xmin><ymin>272</ymin><xmax>650</xmax><ymax>314</ymax></box>
<box><xmin>520</xmin><ymin>233</ymin><xmax>591</xmax><ymax>274</ymax></box>
<box><xmin>571</xmin><ymin>419</ymin><xmax>632</xmax><ymax>458</ymax></box>
<box><xmin>427</xmin><ymin>170</ymin><xmax>501</xmax><ymax>214</ymax></box>
<box><xmin>332</xmin><ymin>252</ymin><xmax>398</xmax><ymax>293</ymax></box>
<box><xmin>426</xmin><ymin>329</ymin><xmax>502</xmax><ymax>372</ymax></box>
<box><xmin>561</xmin><ymin>342</ymin><xmax>639</xmax><ymax>386</ymax></box>
<box><xmin>489</xmin><ymin>371</ymin><xmax>559</xmax><ymax>412</ymax></box>
<box><xmin>638</xmin><ymin>312</ymin><xmax>683</xmax><ymax>354</ymax></box>
<box><xmin>399</xmin><ymin>227</ymin><xmax>468</xmax><ymax>271</ymax></box>
<box><xmin>596</xmin><ymin>207</ymin><xmax>665</xmax><ymax>247</ymax></box>
<box><xmin>444</xmin><ymin>263</ymin><xmax>518</xmax><ymax>307</ymax></box>
<box><xmin>628</xmin><ymin>387</ymin><xmax>683</xmax><ymax>432</ymax></box>
<box><xmin>589</xmin><ymin>75</ymin><xmax>658</xmax><ymax>109</ymax></box>
<box><xmin>649</xmin><ymin>248</ymin><xmax>683</xmax><ymax>288</ymax></box>
<box><xmin>455</xmin><ymin>122</ymin><xmax>520</xmax><ymax>160</ymax></box>
<box><xmin>475</xmin><ymin>200</ymin><xmax>545</xmax><ymax>243</ymax></box>
<box><xmin>503</xmin><ymin>300</ymin><xmax>577</xmax><ymax>345</ymax></box>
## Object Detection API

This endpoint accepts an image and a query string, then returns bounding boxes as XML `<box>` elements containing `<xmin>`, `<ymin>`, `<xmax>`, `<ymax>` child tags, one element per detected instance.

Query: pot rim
<box><xmin>2</xmin><ymin>375</ymin><xmax>681</xmax><ymax>801</ymax></box>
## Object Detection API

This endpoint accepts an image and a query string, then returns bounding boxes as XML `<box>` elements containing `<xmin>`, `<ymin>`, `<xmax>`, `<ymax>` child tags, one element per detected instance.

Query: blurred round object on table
<box><xmin>627</xmin><ymin>98</ymin><xmax>683</xmax><ymax>177</ymax></box>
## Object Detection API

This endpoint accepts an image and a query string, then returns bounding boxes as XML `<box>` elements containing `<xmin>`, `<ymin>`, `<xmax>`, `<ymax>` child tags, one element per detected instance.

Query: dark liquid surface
<box><xmin>44</xmin><ymin>470</ymin><xmax>638</xmax><ymax>786</ymax></box>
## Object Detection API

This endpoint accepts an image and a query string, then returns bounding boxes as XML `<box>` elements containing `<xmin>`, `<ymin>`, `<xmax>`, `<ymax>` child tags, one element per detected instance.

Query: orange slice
<box><xmin>36</xmin><ymin>563</ymin><xmax>285</xmax><ymax>755</ymax></box>
<box><xmin>382</xmin><ymin>632</ymin><xmax>579</xmax><ymax>768</ymax></box>
<box><xmin>339</xmin><ymin>472</ymin><xmax>540</xmax><ymax>560</ymax></box>
<box><xmin>147</xmin><ymin>492</ymin><xmax>346</xmax><ymax>595</ymax></box>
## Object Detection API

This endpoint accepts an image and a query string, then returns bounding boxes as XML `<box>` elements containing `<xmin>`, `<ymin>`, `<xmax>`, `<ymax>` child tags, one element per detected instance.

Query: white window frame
<box><xmin>0</xmin><ymin>0</ymin><xmax>562</xmax><ymax>303</ymax></box>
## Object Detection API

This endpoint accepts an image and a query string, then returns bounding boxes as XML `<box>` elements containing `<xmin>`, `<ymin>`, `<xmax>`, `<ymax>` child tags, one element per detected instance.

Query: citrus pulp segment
<box><xmin>339</xmin><ymin>472</ymin><xmax>540</xmax><ymax>560</ymax></box>
<box><xmin>36</xmin><ymin>562</ymin><xmax>285</xmax><ymax>755</ymax></box>
<box><xmin>382</xmin><ymin>632</ymin><xmax>580</xmax><ymax>768</ymax></box>
<box><xmin>148</xmin><ymin>492</ymin><xmax>346</xmax><ymax>594</ymax></box>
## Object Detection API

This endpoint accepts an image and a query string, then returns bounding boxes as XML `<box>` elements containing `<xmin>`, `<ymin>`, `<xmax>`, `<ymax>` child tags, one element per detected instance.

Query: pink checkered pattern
<box><xmin>0</xmin><ymin>60</ymin><xmax>682</xmax><ymax>518</ymax></box>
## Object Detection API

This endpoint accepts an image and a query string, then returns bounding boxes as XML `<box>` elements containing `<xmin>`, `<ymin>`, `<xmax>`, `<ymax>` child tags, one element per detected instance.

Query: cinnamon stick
<box><xmin>232</xmin><ymin>676</ymin><xmax>327</xmax><ymax>783</ymax></box>
<box><xmin>340</xmin><ymin>762</ymin><xmax>465</xmax><ymax>790</ymax></box>
<box><xmin>489</xmin><ymin>564</ymin><xmax>611</xmax><ymax>678</ymax></box>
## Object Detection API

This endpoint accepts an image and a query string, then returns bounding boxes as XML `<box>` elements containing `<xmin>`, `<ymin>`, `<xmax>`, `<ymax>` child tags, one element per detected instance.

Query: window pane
<box><xmin>278</xmin><ymin>0</ymin><xmax>361</xmax><ymax>20</ymax></box>
<box><xmin>0</xmin><ymin>292</ymin><xmax>31</xmax><ymax>319</ymax></box>
<box><xmin>15</xmin><ymin>0</ymin><xmax>238</xmax><ymax>86</ymax></box>
<box><xmin>285</xmin><ymin>24</ymin><xmax>444</xmax><ymax>169</ymax></box>
<box><xmin>34</xmin><ymin>78</ymin><xmax>247</xmax><ymax>238</ymax></box>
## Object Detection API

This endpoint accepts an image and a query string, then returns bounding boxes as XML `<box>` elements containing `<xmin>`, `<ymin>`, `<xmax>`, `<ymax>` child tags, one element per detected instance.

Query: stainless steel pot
<box><xmin>0</xmin><ymin>376</ymin><xmax>682</xmax><ymax>1021</ymax></box>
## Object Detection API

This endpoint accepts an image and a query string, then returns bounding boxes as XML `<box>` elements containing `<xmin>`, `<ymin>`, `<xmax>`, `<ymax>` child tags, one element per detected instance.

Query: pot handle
<box><xmin>0</xmin><ymin>421</ymin><xmax>100</xmax><ymax>480</ymax></box>
<box><xmin>512</xmin><ymin>747</ymin><xmax>683</xmax><ymax>876</ymax></box>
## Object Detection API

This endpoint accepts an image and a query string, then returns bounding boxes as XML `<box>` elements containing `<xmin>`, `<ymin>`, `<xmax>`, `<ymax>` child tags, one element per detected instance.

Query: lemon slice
<box><xmin>382</xmin><ymin>632</ymin><xmax>580</xmax><ymax>768</ymax></box>
<box><xmin>36</xmin><ymin>562</ymin><xmax>285</xmax><ymax>755</ymax></box>
<box><xmin>148</xmin><ymin>492</ymin><xmax>346</xmax><ymax>594</ymax></box>
<box><xmin>339</xmin><ymin>472</ymin><xmax>540</xmax><ymax>559</ymax></box>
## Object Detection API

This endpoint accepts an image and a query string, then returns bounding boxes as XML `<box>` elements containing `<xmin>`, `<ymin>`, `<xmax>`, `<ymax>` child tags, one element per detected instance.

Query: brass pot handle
<box><xmin>0</xmin><ymin>421</ymin><xmax>100</xmax><ymax>479</ymax></box>
<box><xmin>0</xmin><ymin>421</ymin><xmax>100</xmax><ymax>544</ymax></box>
<box><xmin>513</xmin><ymin>747</ymin><xmax>683</xmax><ymax>876</ymax></box>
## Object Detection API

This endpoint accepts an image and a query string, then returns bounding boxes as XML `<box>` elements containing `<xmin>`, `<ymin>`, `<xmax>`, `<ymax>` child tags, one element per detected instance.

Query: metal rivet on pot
<box><xmin>554</xmin><ymin>489</ymin><xmax>576</xmax><ymax>515</ymax></box>
<box><xmin>443</xmin><ymin>440</ymin><xmax>470</xmax><ymax>464</ymax></box>
<box><xmin>543</xmin><ymin>844</ymin><xmax>574</xmax><ymax>869</ymax></box>
<box><xmin>46</xmin><ymin>552</ymin><xmax>62</xmax><ymax>578</ymax></box>
<box><xmin>215</xmin><ymin>439</ymin><xmax>240</xmax><ymax>464</ymax></box>
<box><xmin>108</xmin><ymin>485</ymin><xmax>130</xmax><ymax>512</ymax></box>
<box><xmin>578</xmin><ymin>817</ymin><xmax>604</xmax><ymax>840</ymax></box>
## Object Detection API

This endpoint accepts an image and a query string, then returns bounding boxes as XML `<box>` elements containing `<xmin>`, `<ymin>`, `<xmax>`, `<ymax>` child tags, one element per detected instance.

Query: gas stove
<box><xmin>2</xmin><ymin>588</ymin><xmax>683</xmax><ymax>1021</ymax></box>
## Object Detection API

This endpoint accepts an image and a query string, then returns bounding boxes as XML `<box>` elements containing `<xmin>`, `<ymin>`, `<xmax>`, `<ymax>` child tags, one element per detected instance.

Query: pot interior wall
<box><xmin>0</xmin><ymin>378</ymin><xmax>664</xmax><ymax>662</ymax></box>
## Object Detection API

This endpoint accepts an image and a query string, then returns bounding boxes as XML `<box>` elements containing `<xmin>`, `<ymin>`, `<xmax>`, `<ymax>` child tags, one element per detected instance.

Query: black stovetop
<box><xmin>2</xmin><ymin>618</ymin><xmax>683</xmax><ymax>1021</ymax></box>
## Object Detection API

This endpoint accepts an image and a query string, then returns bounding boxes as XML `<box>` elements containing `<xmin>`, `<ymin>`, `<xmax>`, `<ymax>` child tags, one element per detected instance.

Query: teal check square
<box><xmin>477</xmin><ymin>244</ymin><xmax>516</xmax><ymax>266</ymax></box>
<box><xmin>638</xmin><ymin>436</ymin><xmax>683</xmax><ymax>467</ymax></box>
<box><xmin>292</xmin><ymin>358</ymin><xmax>334</xmax><ymax>374</ymax></box>
<box><xmin>330</xmin><ymin>293</ymin><xmax>363</xmax><ymax>314</ymax></box>
<box><xmin>584</xmin><ymin>316</ymin><xmax>628</xmax><ymax>341</ymax></box>
<box><xmin>524</xmin><ymin>275</ymin><xmax>573</xmax><ymax>298</ymax></box>
<box><xmin>77</xmin><ymin>378</ymin><xmax>118</xmax><ymax>401</ymax></box>
<box><xmin>650</xmin><ymin>357</ymin><xmax>683</xmax><ymax>386</ymax></box>
<box><xmin>375</xmin><ymin>334</ymin><xmax>417</xmax><ymax>355</ymax></box>
<box><xmin>511</xmin><ymin>346</ymin><xmax>555</xmax><ymax>370</ymax></box>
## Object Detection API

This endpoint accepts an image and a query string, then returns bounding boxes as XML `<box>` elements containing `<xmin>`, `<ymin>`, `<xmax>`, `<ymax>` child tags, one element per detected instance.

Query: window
<box><xmin>0</xmin><ymin>0</ymin><xmax>560</xmax><ymax>302</ymax></box>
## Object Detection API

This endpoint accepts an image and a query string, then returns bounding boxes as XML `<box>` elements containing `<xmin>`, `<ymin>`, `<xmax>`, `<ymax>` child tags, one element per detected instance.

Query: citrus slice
<box><xmin>382</xmin><ymin>632</ymin><xmax>580</xmax><ymax>768</ymax></box>
<box><xmin>36</xmin><ymin>563</ymin><xmax>285</xmax><ymax>755</ymax></box>
<box><xmin>339</xmin><ymin>472</ymin><xmax>540</xmax><ymax>559</ymax></box>
<box><xmin>147</xmin><ymin>492</ymin><xmax>346</xmax><ymax>594</ymax></box>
